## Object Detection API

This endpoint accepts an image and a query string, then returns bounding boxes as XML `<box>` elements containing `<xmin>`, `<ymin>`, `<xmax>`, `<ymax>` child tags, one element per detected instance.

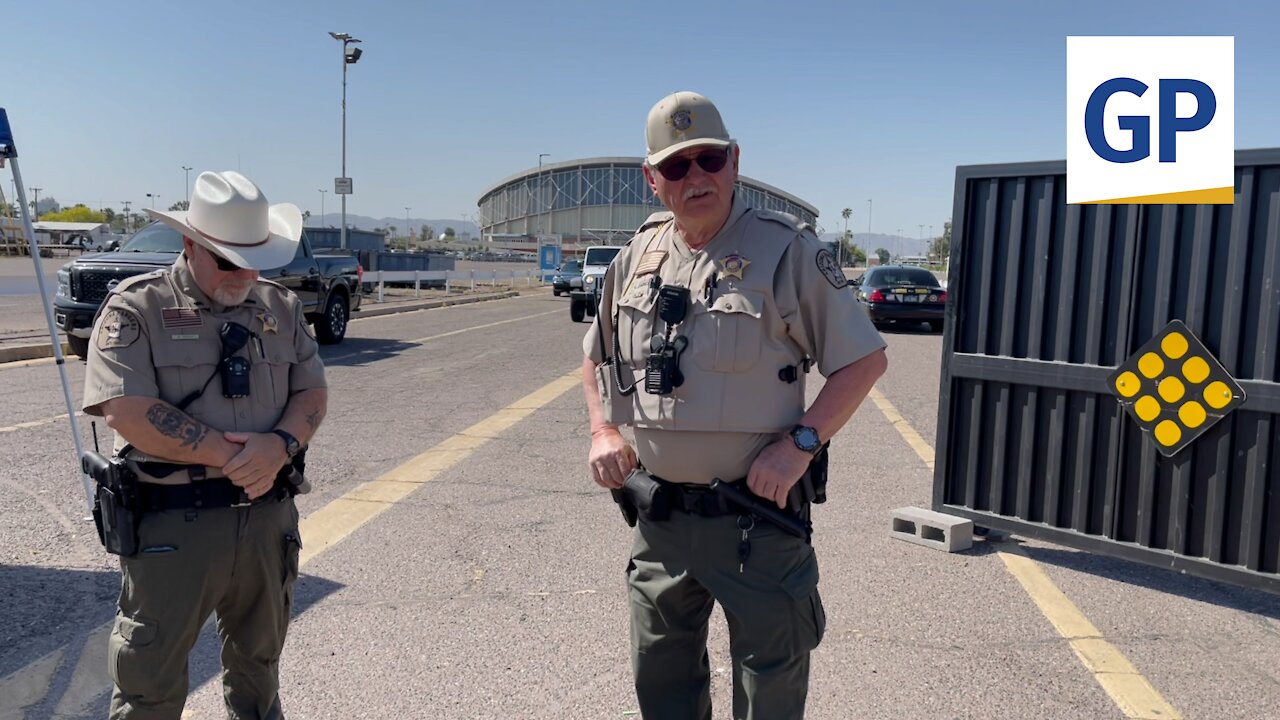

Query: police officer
<box><xmin>82</xmin><ymin>170</ymin><xmax>328</xmax><ymax>719</ymax></box>
<box><xmin>582</xmin><ymin>91</ymin><xmax>888</xmax><ymax>719</ymax></box>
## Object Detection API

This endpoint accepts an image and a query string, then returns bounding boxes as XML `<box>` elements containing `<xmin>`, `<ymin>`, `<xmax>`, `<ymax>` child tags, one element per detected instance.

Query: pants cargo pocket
<box><xmin>109</xmin><ymin>615</ymin><xmax>159</xmax><ymax>695</ymax></box>
<box><xmin>780</xmin><ymin>551</ymin><xmax>825</xmax><ymax>651</ymax></box>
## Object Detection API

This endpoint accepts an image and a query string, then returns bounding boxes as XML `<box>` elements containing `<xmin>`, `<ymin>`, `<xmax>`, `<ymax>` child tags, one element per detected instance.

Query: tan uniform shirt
<box><xmin>584</xmin><ymin>193</ymin><xmax>885</xmax><ymax>484</ymax></box>
<box><xmin>82</xmin><ymin>254</ymin><xmax>327</xmax><ymax>482</ymax></box>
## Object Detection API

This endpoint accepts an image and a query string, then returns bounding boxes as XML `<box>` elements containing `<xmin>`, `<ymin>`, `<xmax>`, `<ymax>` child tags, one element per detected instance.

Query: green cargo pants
<box><xmin>107</xmin><ymin>497</ymin><xmax>301</xmax><ymax>720</ymax></box>
<box><xmin>626</xmin><ymin>509</ymin><xmax>826</xmax><ymax>720</ymax></box>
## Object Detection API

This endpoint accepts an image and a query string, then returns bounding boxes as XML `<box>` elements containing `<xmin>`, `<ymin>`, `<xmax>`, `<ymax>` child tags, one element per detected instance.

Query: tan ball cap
<box><xmin>645</xmin><ymin>91</ymin><xmax>733</xmax><ymax>167</ymax></box>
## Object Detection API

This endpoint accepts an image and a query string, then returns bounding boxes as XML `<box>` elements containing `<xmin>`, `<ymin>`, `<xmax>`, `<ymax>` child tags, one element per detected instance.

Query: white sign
<box><xmin>334</xmin><ymin>177</ymin><xmax>353</xmax><ymax>195</ymax></box>
<box><xmin>1067</xmin><ymin>36</ymin><xmax>1234</xmax><ymax>205</ymax></box>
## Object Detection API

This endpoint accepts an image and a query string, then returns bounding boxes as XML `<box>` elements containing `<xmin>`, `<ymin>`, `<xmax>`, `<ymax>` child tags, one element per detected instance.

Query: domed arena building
<box><xmin>476</xmin><ymin>157</ymin><xmax>818</xmax><ymax>257</ymax></box>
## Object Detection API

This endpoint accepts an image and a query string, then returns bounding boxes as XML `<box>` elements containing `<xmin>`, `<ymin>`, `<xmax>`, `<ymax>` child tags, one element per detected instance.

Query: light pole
<box><xmin>318</xmin><ymin>189</ymin><xmax>326</xmax><ymax>226</ymax></box>
<box><xmin>182</xmin><ymin>166</ymin><xmax>192</xmax><ymax>202</ymax></box>
<box><xmin>330</xmin><ymin>31</ymin><xmax>363</xmax><ymax>250</ymax></box>
<box><xmin>405</xmin><ymin>206</ymin><xmax>412</xmax><ymax>249</ymax></box>
<box><xmin>147</xmin><ymin>193</ymin><xmax>160</xmax><ymax>209</ymax></box>
<box><xmin>121</xmin><ymin>201</ymin><xmax>131</xmax><ymax>233</ymax></box>
<box><xmin>29</xmin><ymin>187</ymin><xmax>41</xmax><ymax>218</ymax></box>
<box><xmin>537</xmin><ymin>153</ymin><xmax>549</xmax><ymax>236</ymax></box>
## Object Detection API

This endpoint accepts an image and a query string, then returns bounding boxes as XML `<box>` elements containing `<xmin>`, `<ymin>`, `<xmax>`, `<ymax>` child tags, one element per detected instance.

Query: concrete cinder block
<box><xmin>890</xmin><ymin>506</ymin><xmax>973</xmax><ymax>553</ymax></box>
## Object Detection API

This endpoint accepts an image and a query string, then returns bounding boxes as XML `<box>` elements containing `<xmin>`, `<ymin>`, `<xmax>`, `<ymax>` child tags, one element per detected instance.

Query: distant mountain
<box><xmin>820</xmin><ymin>232</ymin><xmax>933</xmax><ymax>259</ymax></box>
<box><xmin>308</xmin><ymin>214</ymin><xmax>479</xmax><ymax>239</ymax></box>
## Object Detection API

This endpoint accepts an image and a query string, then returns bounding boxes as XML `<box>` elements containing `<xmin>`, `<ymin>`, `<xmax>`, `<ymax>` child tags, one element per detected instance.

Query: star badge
<box><xmin>258</xmin><ymin>311</ymin><xmax>279</xmax><ymax>334</ymax></box>
<box><xmin>718</xmin><ymin>254</ymin><xmax>751</xmax><ymax>280</ymax></box>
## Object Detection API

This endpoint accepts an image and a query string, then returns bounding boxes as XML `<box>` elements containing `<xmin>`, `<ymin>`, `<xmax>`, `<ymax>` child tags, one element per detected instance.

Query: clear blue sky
<box><xmin>3</xmin><ymin>0</ymin><xmax>1277</xmax><ymax>238</ymax></box>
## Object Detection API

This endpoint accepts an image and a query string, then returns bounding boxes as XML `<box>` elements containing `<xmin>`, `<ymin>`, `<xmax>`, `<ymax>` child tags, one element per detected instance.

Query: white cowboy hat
<box><xmin>145</xmin><ymin>170</ymin><xmax>301</xmax><ymax>270</ymax></box>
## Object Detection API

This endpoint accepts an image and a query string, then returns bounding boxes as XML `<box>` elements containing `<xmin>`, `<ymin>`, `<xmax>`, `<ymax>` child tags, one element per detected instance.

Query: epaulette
<box><xmin>754</xmin><ymin>207</ymin><xmax>806</xmax><ymax>233</ymax></box>
<box><xmin>637</xmin><ymin>211</ymin><xmax>674</xmax><ymax>233</ymax></box>
<box><xmin>110</xmin><ymin>269</ymin><xmax>167</xmax><ymax>293</ymax></box>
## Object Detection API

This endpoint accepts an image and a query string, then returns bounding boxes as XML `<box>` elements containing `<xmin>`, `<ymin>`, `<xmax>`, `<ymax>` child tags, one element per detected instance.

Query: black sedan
<box><xmin>852</xmin><ymin>265</ymin><xmax>947</xmax><ymax>332</ymax></box>
<box><xmin>551</xmin><ymin>260</ymin><xmax>582</xmax><ymax>296</ymax></box>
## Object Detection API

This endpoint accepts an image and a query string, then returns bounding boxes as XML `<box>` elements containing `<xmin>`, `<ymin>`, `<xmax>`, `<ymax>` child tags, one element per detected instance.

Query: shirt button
<box><xmin>239</xmin><ymin>412</ymin><xmax>246</xmax><ymax>419</ymax></box>
<box><xmin>184</xmin><ymin>356</ymin><xmax>192</xmax><ymax>363</ymax></box>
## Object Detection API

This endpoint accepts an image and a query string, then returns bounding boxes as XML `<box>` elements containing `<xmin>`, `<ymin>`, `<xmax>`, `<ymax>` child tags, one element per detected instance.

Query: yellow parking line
<box><xmin>0</xmin><ymin>412</ymin><xmax>83</xmax><ymax>434</ymax></box>
<box><xmin>868</xmin><ymin>387</ymin><xmax>1182</xmax><ymax>720</ymax></box>
<box><xmin>299</xmin><ymin>369</ymin><xmax>580</xmax><ymax>566</ymax></box>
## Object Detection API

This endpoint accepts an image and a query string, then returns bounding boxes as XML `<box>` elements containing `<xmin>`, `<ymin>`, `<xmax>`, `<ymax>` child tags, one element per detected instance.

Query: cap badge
<box><xmin>718</xmin><ymin>254</ymin><xmax>751</xmax><ymax>280</ymax></box>
<box><xmin>671</xmin><ymin>110</ymin><xmax>693</xmax><ymax>132</ymax></box>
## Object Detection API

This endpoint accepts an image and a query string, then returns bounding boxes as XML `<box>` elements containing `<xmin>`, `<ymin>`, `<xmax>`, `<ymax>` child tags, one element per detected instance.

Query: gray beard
<box><xmin>212</xmin><ymin>285</ymin><xmax>254</xmax><ymax>307</ymax></box>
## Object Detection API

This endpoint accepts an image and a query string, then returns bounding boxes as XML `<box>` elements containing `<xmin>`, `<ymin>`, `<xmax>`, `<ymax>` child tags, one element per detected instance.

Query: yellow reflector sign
<box><xmin>1107</xmin><ymin>320</ymin><xmax>1245</xmax><ymax>456</ymax></box>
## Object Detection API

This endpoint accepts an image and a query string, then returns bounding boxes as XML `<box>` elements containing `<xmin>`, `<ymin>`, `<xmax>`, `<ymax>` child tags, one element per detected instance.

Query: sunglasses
<box><xmin>204</xmin><ymin>246</ymin><xmax>245</xmax><ymax>272</ymax></box>
<box><xmin>655</xmin><ymin>148</ymin><xmax>731</xmax><ymax>182</ymax></box>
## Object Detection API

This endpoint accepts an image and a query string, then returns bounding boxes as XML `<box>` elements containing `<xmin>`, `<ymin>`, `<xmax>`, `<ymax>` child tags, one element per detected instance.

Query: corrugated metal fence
<box><xmin>934</xmin><ymin>148</ymin><xmax>1280</xmax><ymax>594</ymax></box>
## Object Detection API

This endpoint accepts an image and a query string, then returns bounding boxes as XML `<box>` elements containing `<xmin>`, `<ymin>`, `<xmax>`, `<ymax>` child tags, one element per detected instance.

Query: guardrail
<box><xmin>362</xmin><ymin>269</ymin><xmax>547</xmax><ymax>302</ymax></box>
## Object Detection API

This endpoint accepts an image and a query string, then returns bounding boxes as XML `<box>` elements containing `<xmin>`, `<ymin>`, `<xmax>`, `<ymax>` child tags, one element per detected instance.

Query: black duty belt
<box><xmin>649</xmin><ymin>475</ymin><xmax>741</xmax><ymax>519</ymax></box>
<box><xmin>136</xmin><ymin>478</ymin><xmax>290</xmax><ymax>513</ymax></box>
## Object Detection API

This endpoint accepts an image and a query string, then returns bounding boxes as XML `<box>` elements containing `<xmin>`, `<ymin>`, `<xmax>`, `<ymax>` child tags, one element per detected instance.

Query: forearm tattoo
<box><xmin>146</xmin><ymin>403</ymin><xmax>209</xmax><ymax>450</ymax></box>
<box><xmin>306</xmin><ymin>407</ymin><xmax>324</xmax><ymax>431</ymax></box>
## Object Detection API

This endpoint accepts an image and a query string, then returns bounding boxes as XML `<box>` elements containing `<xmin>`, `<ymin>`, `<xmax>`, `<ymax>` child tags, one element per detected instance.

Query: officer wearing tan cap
<box><xmin>82</xmin><ymin>170</ymin><xmax>327</xmax><ymax>719</ymax></box>
<box><xmin>582</xmin><ymin>91</ymin><xmax>888</xmax><ymax>718</ymax></box>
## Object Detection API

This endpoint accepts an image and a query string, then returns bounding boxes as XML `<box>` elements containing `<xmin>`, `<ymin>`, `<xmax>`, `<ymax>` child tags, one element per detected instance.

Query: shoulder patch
<box><xmin>96</xmin><ymin>308</ymin><xmax>142</xmax><ymax>350</ymax></box>
<box><xmin>816</xmin><ymin>249</ymin><xmax>848</xmax><ymax>289</ymax></box>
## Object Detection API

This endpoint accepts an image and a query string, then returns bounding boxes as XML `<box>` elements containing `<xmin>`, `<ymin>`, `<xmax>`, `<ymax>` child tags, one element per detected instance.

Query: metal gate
<box><xmin>934</xmin><ymin>148</ymin><xmax>1280</xmax><ymax>594</ymax></box>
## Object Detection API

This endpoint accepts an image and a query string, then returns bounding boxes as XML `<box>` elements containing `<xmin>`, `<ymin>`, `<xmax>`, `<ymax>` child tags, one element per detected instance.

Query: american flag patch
<box><xmin>161</xmin><ymin>307</ymin><xmax>203</xmax><ymax>329</ymax></box>
<box><xmin>633</xmin><ymin>251</ymin><xmax>667</xmax><ymax>276</ymax></box>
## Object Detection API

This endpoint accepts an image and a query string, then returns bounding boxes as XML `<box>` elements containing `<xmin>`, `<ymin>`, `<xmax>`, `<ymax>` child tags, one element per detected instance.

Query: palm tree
<box><xmin>840</xmin><ymin>207</ymin><xmax>853</xmax><ymax>266</ymax></box>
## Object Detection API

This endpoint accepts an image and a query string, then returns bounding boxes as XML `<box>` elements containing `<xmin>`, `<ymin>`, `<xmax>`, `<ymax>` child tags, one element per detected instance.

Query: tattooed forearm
<box><xmin>305</xmin><ymin>407</ymin><xmax>324</xmax><ymax>432</ymax></box>
<box><xmin>145</xmin><ymin>403</ymin><xmax>209</xmax><ymax>449</ymax></box>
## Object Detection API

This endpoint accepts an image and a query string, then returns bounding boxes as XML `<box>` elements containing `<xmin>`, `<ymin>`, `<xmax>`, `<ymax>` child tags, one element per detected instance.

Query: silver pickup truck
<box><xmin>569</xmin><ymin>245</ymin><xmax>622</xmax><ymax>323</ymax></box>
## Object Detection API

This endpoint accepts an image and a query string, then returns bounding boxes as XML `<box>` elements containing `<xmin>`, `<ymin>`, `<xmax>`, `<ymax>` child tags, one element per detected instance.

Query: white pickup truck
<box><xmin>568</xmin><ymin>245</ymin><xmax>622</xmax><ymax>323</ymax></box>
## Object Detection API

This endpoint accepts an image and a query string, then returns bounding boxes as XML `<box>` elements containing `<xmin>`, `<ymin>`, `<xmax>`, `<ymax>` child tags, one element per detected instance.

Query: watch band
<box><xmin>272</xmin><ymin>429</ymin><xmax>300</xmax><ymax>457</ymax></box>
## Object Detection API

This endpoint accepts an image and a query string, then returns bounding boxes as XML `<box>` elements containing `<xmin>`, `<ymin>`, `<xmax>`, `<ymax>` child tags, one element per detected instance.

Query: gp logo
<box><xmin>1067</xmin><ymin>36</ymin><xmax>1234</xmax><ymax>205</ymax></box>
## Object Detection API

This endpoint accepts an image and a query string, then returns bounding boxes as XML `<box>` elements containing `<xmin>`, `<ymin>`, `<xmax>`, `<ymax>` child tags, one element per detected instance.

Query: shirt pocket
<box><xmin>256</xmin><ymin>335</ymin><xmax>298</xmax><ymax>410</ymax></box>
<box><xmin>150</xmin><ymin>343</ymin><xmax>218</xmax><ymax>409</ymax></box>
<box><xmin>691</xmin><ymin>289</ymin><xmax>765</xmax><ymax>373</ymax></box>
<box><xmin>615</xmin><ymin>289</ymin><xmax>658</xmax><ymax>369</ymax></box>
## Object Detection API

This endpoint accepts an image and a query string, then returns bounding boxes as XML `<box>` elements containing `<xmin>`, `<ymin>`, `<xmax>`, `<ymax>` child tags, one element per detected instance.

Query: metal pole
<box><xmin>5</xmin><ymin>153</ymin><xmax>93</xmax><ymax>509</ymax></box>
<box><xmin>319</xmin><ymin>189</ymin><xmax>326</xmax><ymax>226</ymax></box>
<box><xmin>182</xmin><ymin>166</ymin><xmax>192</xmax><ymax>201</ymax></box>
<box><xmin>405</xmin><ymin>206</ymin><xmax>411</xmax><ymax>250</ymax></box>
<box><xmin>340</xmin><ymin>44</ymin><xmax>348</xmax><ymax>251</ymax></box>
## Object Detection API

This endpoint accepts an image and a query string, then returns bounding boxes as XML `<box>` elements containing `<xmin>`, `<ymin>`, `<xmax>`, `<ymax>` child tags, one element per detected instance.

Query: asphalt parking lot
<box><xmin>1</xmin><ymin>289</ymin><xmax>1277</xmax><ymax>719</ymax></box>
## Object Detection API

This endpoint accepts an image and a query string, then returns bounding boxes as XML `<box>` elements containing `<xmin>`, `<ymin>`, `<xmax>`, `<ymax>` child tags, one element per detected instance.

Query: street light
<box><xmin>405</xmin><ymin>206</ymin><xmax>412</xmax><ymax>248</ymax></box>
<box><xmin>121</xmin><ymin>201</ymin><xmax>131</xmax><ymax>233</ymax></box>
<box><xmin>147</xmin><ymin>193</ymin><xmax>160</xmax><ymax>209</ymax></box>
<box><xmin>329</xmin><ymin>31</ymin><xmax>363</xmax><ymax>250</ymax></box>
<box><xmin>182</xmin><ymin>166</ymin><xmax>192</xmax><ymax>202</ymax></box>
<box><xmin>318</xmin><ymin>189</ymin><xmax>326</xmax><ymax>226</ymax></box>
<box><xmin>537</xmin><ymin>153</ymin><xmax>549</xmax><ymax>236</ymax></box>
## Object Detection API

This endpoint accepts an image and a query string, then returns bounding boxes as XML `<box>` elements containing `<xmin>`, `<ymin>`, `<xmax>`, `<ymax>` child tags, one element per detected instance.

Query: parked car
<box><xmin>551</xmin><ymin>260</ymin><xmax>583</xmax><ymax>296</ymax></box>
<box><xmin>851</xmin><ymin>264</ymin><xmax>947</xmax><ymax>332</ymax></box>
<box><xmin>570</xmin><ymin>245</ymin><xmax>622</xmax><ymax>323</ymax></box>
<box><xmin>54</xmin><ymin>221</ymin><xmax>363</xmax><ymax>359</ymax></box>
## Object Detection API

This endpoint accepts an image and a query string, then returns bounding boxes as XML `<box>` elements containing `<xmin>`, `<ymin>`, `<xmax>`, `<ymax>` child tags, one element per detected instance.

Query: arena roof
<box><xmin>478</xmin><ymin>156</ymin><xmax>818</xmax><ymax>219</ymax></box>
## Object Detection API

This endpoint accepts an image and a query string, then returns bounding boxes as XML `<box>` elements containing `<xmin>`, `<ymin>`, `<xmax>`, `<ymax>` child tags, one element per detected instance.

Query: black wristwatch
<box><xmin>272</xmin><ymin>429</ymin><xmax>301</xmax><ymax>458</ymax></box>
<box><xmin>790</xmin><ymin>425</ymin><xmax>822</xmax><ymax>455</ymax></box>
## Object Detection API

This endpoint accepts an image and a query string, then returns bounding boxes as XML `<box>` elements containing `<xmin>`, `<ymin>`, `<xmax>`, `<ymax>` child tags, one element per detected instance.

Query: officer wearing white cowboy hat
<box><xmin>83</xmin><ymin>169</ymin><xmax>328</xmax><ymax>719</ymax></box>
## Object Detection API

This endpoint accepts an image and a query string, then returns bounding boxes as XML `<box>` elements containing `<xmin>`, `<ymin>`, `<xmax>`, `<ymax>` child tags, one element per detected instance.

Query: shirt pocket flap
<box><xmin>709</xmin><ymin>289</ymin><xmax>764</xmax><ymax>318</ymax></box>
<box><xmin>616</xmin><ymin>290</ymin><xmax>657</xmax><ymax>315</ymax></box>
<box><xmin>151</xmin><ymin>342</ymin><xmax>216</xmax><ymax>369</ymax></box>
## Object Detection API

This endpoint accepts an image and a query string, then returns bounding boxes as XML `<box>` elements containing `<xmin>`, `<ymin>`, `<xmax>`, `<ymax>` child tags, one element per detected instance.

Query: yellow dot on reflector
<box><xmin>1179</xmin><ymin>401</ymin><xmax>1207</xmax><ymax>428</ymax></box>
<box><xmin>1204</xmin><ymin>381</ymin><xmax>1233</xmax><ymax>410</ymax></box>
<box><xmin>1158</xmin><ymin>376</ymin><xmax>1186</xmax><ymax>403</ymax></box>
<box><xmin>1161</xmin><ymin>332</ymin><xmax>1189</xmax><ymax>360</ymax></box>
<box><xmin>1154</xmin><ymin>420</ymin><xmax>1183</xmax><ymax>447</ymax></box>
<box><xmin>1138</xmin><ymin>352</ymin><xmax>1165</xmax><ymax>378</ymax></box>
<box><xmin>1135</xmin><ymin>395</ymin><xmax>1161</xmax><ymax>422</ymax></box>
<box><xmin>1182</xmin><ymin>356</ymin><xmax>1210</xmax><ymax>384</ymax></box>
<box><xmin>1114</xmin><ymin>371</ymin><xmax>1140</xmax><ymax>398</ymax></box>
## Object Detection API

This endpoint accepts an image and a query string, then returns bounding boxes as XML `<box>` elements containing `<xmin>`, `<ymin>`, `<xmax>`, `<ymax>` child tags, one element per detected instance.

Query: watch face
<box><xmin>793</xmin><ymin>426</ymin><xmax>820</xmax><ymax>451</ymax></box>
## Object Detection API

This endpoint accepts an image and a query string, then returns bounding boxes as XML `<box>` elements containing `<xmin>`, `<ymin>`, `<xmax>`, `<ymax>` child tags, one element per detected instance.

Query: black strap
<box><xmin>136</xmin><ymin>477</ymin><xmax>289</xmax><ymax>512</ymax></box>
